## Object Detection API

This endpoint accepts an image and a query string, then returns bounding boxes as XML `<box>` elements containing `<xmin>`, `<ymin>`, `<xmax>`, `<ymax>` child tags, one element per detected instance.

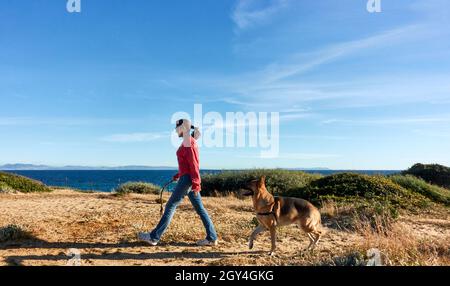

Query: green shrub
<box><xmin>0</xmin><ymin>182</ymin><xmax>15</xmax><ymax>193</ymax></box>
<box><xmin>288</xmin><ymin>173</ymin><xmax>427</xmax><ymax>207</ymax></box>
<box><xmin>389</xmin><ymin>175</ymin><xmax>450</xmax><ymax>206</ymax></box>
<box><xmin>201</xmin><ymin>169</ymin><xmax>322</xmax><ymax>196</ymax></box>
<box><xmin>285</xmin><ymin>173</ymin><xmax>432</xmax><ymax>232</ymax></box>
<box><xmin>323</xmin><ymin>251</ymin><xmax>366</xmax><ymax>266</ymax></box>
<box><xmin>0</xmin><ymin>172</ymin><xmax>52</xmax><ymax>193</ymax></box>
<box><xmin>114</xmin><ymin>181</ymin><xmax>161</xmax><ymax>196</ymax></box>
<box><xmin>0</xmin><ymin>225</ymin><xmax>32</xmax><ymax>242</ymax></box>
<box><xmin>403</xmin><ymin>163</ymin><xmax>450</xmax><ymax>189</ymax></box>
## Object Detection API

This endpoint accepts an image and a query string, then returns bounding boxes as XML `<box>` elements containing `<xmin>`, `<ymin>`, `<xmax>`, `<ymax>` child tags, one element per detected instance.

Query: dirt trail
<box><xmin>0</xmin><ymin>190</ymin><xmax>448</xmax><ymax>266</ymax></box>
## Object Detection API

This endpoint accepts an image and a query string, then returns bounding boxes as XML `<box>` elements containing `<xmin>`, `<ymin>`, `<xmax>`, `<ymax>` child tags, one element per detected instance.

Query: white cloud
<box><xmin>412</xmin><ymin>129</ymin><xmax>450</xmax><ymax>138</ymax></box>
<box><xmin>321</xmin><ymin>116</ymin><xmax>450</xmax><ymax>126</ymax></box>
<box><xmin>276</xmin><ymin>153</ymin><xmax>342</xmax><ymax>160</ymax></box>
<box><xmin>0</xmin><ymin>117</ymin><xmax>137</xmax><ymax>126</ymax></box>
<box><xmin>280</xmin><ymin>134</ymin><xmax>349</xmax><ymax>140</ymax></box>
<box><xmin>238</xmin><ymin>152</ymin><xmax>342</xmax><ymax>160</ymax></box>
<box><xmin>176</xmin><ymin>23</ymin><xmax>448</xmax><ymax>111</ymax></box>
<box><xmin>231</xmin><ymin>0</ymin><xmax>290</xmax><ymax>31</ymax></box>
<box><xmin>279</xmin><ymin>112</ymin><xmax>315</xmax><ymax>122</ymax></box>
<box><xmin>101</xmin><ymin>132</ymin><xmax>169</xmax><ymax>143</ymax></box>
<box><xmin>254</xmin><ymin>25</ymin><xmax>424</xmax><ymax>83</ymax></box>
<box><xmin>166</xmin><ymin>1</ymin><xmax>450</xmax><ymax>123</ymax></box>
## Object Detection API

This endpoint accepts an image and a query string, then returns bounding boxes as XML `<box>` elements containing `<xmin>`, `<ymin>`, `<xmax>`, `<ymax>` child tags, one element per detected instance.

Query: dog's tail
<box><xmin>306</xmin><ymin>212</ymin><xmax>324</xmax><ymax>235</ymax></box>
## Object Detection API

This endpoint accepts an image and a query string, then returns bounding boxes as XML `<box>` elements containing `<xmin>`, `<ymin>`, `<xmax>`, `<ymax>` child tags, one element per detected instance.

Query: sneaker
<box><xmin>196</xmin><ymin>239</ymin><xmax>218</xmax><ymax>246</ymax></box>
<box><xmin>138</xmin><ymin>232</ymin><xmax>158</xmax><ymax>246</ymax></box>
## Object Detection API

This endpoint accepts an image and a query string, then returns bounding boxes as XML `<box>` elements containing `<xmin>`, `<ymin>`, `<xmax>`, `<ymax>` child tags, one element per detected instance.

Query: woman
<box><xmin>138</xmin><ymin>119</ymin><xmax>218</xmax><ymax>246</ymax></box>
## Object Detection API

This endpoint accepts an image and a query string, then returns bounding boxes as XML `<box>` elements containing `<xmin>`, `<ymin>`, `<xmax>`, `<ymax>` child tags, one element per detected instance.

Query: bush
<box><xmin>390</xmin><ymin>175</ymin><xmax>450</xmax><ymax>206</ymax></box>
<box><xmin>0</xmin><ymin>225</ymin><xmax>32</xmax><ymax>242</ymax></box>
<box><xmin>114</xmin><ymin>181</ymin><xmax>161</xmax><ymax>196</ymax></box>
<box><xmin>0</xmin><ymin>172</ymin><xmax>52</xmax><ymax>193</ymax></box>
<box><xmin>325</xmin><ymin>251</ymin><xmax>366</xmax><ymax>266</ymax></box>
<box><xmin>288</xmin><ymin>173</ymin><xmax>427</xmax><ymax>207</ymax></box>
<box><xmin>201</xmin><ymin>169</ymin><xmax>322</xmax><ymax>196</ymax></box>
<box><xmin>0</xmin><ymin>182</ymin><xmax>15</xmax><ymax>193</ymax></box>
<box><xmin>403</xmin><ymin>163</ymin><xmax>450</xmax><ymax>189</ymax></box>
<box><xmin>285</xmin><ymin>173</ymin><xmax>432</xmax><ymax>232</ymax></box>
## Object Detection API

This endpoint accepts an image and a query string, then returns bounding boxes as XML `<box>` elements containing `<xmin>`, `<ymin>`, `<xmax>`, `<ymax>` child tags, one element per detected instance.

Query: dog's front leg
<box><xmin>269</xmin><ymin>226</ymin><xmax>277</xmax><ymax>256</ymax></box>
<box><xmin>249</xmin><ymin>225</ymin><xmax>265</xmax><ymax>249</ymax></box>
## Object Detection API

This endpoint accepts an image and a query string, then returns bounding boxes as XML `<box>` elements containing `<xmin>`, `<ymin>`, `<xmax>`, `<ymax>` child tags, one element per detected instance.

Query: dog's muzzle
<box><xmin>239</xmin><ymin>187</ymin><xmax>254</xmax><ymax>196</ymax></box>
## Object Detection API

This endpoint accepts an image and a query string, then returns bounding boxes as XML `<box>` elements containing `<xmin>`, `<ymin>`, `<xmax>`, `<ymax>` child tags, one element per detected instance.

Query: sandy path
<box><xmin>0</xmin><ymin>190</ymin><xmax>448</xmax><ymax>266</ymax></box>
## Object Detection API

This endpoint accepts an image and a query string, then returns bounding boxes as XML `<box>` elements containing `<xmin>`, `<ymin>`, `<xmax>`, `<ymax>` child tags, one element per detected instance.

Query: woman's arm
<box><xmin>184</xmin><ymin>146</ymin><xmax>201</xmax><ymax>192</ymax></box>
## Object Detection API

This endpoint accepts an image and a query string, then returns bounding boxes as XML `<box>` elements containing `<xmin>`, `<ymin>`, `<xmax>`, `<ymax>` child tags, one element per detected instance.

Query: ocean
<box><xmin>3</xmin><ymin>170</ymin><xmax>400</xmax><ymax>193</ymax></box>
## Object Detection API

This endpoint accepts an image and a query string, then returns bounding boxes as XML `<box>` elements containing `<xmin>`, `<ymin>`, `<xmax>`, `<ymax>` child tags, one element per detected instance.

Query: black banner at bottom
<box><xmin>0</xmin><ymin>266</ymin><xmax>446</xmax><ymax>284</ymax></box>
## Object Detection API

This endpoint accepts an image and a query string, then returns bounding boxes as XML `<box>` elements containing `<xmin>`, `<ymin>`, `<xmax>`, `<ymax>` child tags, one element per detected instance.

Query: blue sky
<box><xmin>1</xmin><ymin>0</ymin><xmax>450</xmax><ymax>169</ymax></box>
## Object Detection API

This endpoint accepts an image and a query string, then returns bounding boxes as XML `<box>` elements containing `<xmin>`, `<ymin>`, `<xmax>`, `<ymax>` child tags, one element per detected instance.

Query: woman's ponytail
<box><xmin>191</xmin><ymin>126</ymin><xmax>201</xmax><ymax>140</ymax></box>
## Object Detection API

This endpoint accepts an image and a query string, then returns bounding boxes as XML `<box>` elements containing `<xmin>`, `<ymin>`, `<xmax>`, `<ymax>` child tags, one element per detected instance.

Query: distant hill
<box><xmin>0</xmin><ymin>164</ymin><xmax>177</xmax><ymax>171</ymax></box>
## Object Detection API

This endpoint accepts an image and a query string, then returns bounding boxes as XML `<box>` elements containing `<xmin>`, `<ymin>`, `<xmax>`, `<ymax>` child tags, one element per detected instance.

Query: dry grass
<box><xmin>318</xmin><ymin>199</ymin><xmax>450</xmax><ymax>266</ymax></box>
<box><xmin>0</xmin><ymin>189</ymin><xmax>448</xmax><ymax>266</ymax></box>
<box><xmin>354</xmin><ymin>221</ymin><xmax>450</xmax><ymax>266</ymax></box>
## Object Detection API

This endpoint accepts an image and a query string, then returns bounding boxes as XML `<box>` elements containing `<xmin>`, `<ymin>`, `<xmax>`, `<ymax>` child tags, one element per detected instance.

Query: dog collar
<box><xmin>256</xmin><ymin>197</ymin><xmax>279</xmax><ymax>223</ymax></box>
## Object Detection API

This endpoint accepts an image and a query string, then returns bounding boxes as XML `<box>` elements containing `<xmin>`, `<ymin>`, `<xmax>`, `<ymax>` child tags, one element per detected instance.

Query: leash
<box><xmin>159</xmin><ymin>179</ymin><xmax>174</xmax><ymax>217</ymax></box>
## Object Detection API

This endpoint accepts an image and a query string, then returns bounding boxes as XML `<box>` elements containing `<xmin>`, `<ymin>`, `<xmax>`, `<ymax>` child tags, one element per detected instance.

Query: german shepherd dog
<box><xmin>242</xmin><ymin>176</ymin><xmax>322</xmax><ymax>255</ymax></box>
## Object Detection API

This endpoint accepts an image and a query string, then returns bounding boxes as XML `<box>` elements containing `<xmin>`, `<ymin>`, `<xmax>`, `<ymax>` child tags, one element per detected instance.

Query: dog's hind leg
<box><xmin>314</xmin><ymin>232</ymin><xmax>321</xmax><ymax>245</ymax></box>
<box><xmin>305</xmin><ymin>233</ymin><xmax>315</xmax><ymax>251</ymax></box>
<box><xmin>309</xmin><ymin>232</ymin><xmax>321</xmax><ymax>251</ymax></box>
<box><xmin>269</xmin><ymin>226</ymin><xmax>277</xmax><ymax>256</ymax></box>
<box><xmin>249</xmin><ymin>225</ymin><xmax>266</xmax><ymax>250</ymax></box>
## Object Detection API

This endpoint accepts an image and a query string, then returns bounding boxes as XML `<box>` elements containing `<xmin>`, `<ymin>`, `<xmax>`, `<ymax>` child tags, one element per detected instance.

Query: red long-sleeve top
<box><xmin>172</xmin><ymin>137</ymin><xmax>201</xmax><ymax>192</ymax></box>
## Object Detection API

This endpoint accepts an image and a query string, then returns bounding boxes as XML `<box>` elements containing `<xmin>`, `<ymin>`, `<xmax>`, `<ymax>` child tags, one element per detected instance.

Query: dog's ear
<box><xmin>258</xmin><ymin>176</ymin><xmax>266</xmax><ymax>188</ymax></box>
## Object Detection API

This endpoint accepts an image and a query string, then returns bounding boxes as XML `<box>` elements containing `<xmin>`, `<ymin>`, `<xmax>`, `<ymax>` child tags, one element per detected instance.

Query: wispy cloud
<box><xmin>276</xmin><ymin>153</ymin><xmax>342</xmax><ymax>160</ymax></box>
<box><xmin>412</xmin><ymin>129</ymin><xmax>450</xmax><ymax>138</ymax></box>
<box><xmin>0</xmin><ymin>117</ymin><xmax>138</xmax><ymax>126</ymax></box>
<box><xmin>231</xmin><ymin>0</ymin><xmax>290</xmax><ymax>31</ymax></box>
<box><xmin>322</xmin><ymin>115</ymin><xmax>450</xmax><ymax>126</ymax></box>
<box><xmin>101</xmin><ymin>132</ymin><xmax>170</xmax><ymax>143</ymax></box>
<box><xmin>280</xmin><ymin>134</ymin><xmax>349</xmax><ymax>140</ymax></box>
<box><xmin>279</xmin><ymin>112</ymin><xmax>315</xmax><ymax>122</ymax></box>
<box><xmin>238</xmin><ymin>152</ymin><xmax>342</xmax><ymax>160</ymax></box>
<box><xmin>176</xmin><ymin>23</ymin><xmax>446</xmax><ymax>111</ymax></box>
<box><xmin>254</xmin><ymin>25</ymin><xmax>424</xmax><ymax>83</ymax></box>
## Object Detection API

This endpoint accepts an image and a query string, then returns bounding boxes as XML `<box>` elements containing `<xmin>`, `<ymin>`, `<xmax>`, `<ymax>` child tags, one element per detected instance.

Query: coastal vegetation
<box><xmin>402</xmin><ymin>163</ymin><xmax>450</xmax><ymax>189</ymax></box>
<box><xmin>0</xmin><ymin>171</ymin><xmax>52</xmax><ymax>193</ymax></box>
<box><xmin>113</xmin><ymin>181</ymin><xmax>161</xmax><ymax>196</ymax></box>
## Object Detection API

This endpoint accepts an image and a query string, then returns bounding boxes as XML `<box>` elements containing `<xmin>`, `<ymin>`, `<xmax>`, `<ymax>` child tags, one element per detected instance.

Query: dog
<box><xmin>241</xmin><ymin>176</ymin><xmax>322</xmax><ymax>255</ymax></box>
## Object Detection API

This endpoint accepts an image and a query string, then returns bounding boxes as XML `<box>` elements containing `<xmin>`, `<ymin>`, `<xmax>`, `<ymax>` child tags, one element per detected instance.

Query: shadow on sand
<box><xmin>2</xmin><ymin>239</ymin><xmax>267</xmax><ymax>266</ymax></box>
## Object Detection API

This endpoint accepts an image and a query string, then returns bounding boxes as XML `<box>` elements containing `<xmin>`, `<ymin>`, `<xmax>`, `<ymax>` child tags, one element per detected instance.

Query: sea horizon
<box><xmin>2</xmin><ymin>169</ymin><xmax>402</xmax><ymax>193</ymax></box>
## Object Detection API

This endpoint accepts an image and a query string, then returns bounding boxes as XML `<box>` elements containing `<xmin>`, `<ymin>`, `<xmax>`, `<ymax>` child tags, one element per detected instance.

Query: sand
<box><xmin>1</xmin><ymin>189</ymin><xmax>449</xmax><ymax>266</ymax></box>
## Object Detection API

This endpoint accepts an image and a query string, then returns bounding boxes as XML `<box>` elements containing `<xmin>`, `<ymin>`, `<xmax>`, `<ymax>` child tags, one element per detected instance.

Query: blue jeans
<box><xmin>150</xmin><ymin>174</ymin><xmax>218</xmax><ymax>242</ymax></box>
